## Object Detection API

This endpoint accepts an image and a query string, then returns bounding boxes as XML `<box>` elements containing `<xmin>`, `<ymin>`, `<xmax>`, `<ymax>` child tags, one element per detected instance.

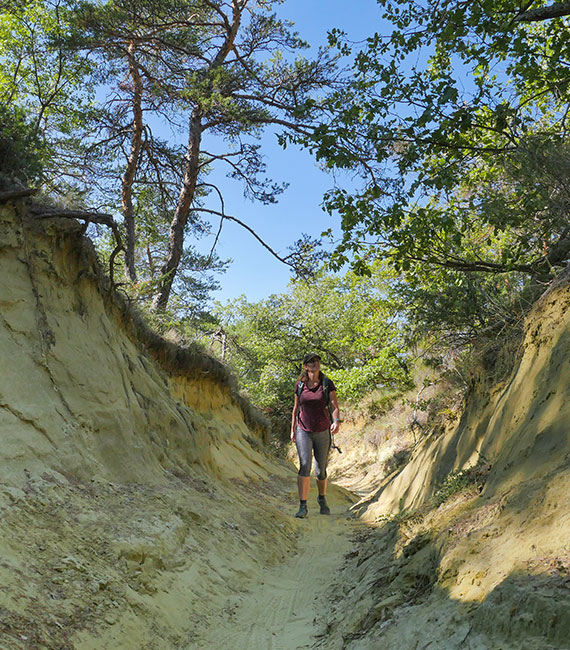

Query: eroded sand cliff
<box><xmin>1</xmin><ymin>198</ymin><xmax>569</xmax><ymax>650</ymax></box>
<box><xmin>0</xmin><ymin>201</ymin><xmax>336</xmax><ymax>648</ymax></box>
<box><xmin>321</xmin><ymin>270</ymin><xmax>570</xmax><ymax>649</ymax></box>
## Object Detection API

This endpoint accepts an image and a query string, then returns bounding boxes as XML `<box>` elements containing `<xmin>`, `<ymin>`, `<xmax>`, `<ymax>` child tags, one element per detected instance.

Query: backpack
<box><xmin>296</xmin><ymin>374</ymin><xmax>333</xmax><ymax>420</ymax></box>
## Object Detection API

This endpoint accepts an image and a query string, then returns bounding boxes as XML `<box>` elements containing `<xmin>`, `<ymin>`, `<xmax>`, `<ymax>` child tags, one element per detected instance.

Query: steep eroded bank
<box><xmin>0</xmin><ymin>200</ymin><xmax>332</xmax><ymax>649</ymax></box>
<box><xmin>319</xmin><ymin>271</ymin><xmax>570</xmax><ymax>649</ymax></box>
<box><xmin>1</xmin><ymin>198</ymin><xmax>569</xmax><ymax>650</ymax></box>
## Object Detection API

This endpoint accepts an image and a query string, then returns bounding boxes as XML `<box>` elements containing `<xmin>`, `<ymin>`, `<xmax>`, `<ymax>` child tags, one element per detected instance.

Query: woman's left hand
<box><xmin>330</xmin><ymin>420</ymin><xmax>340</xmax><ymax>435</ymax></box>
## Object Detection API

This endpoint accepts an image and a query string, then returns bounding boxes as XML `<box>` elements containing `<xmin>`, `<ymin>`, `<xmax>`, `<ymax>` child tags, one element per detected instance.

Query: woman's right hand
<box><xmin>290</xmin><ymin>428</ymin><xmax>296</xmax><ymax>443</ymax></box>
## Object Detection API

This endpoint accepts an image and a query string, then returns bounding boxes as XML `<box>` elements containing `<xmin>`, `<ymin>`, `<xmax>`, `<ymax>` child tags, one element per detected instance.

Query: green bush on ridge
<box><xmin>0</xmin><ymin>105</ymin><xmax>44</xmax><ymax>189</ymax></box>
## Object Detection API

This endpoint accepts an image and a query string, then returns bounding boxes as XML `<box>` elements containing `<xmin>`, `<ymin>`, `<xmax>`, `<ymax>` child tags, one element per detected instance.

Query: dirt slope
<box><xmin>0</xmin><ymin>200</ymin><xmax>353</xmax><ymax>649</ymax></box>
<box><xmin>1</xmin><ymin>198</ymin><xmax>569</xmax><ymax>650</ymax></box>
<box><xmin>318</xmin><ymin>271</ymin><xmax>570</xmax><ymax>649</ymax></box>
<box><xmin>0</xmin><ymin>202</ymin><xmax>268</xmax><ymax>488</ymax></box>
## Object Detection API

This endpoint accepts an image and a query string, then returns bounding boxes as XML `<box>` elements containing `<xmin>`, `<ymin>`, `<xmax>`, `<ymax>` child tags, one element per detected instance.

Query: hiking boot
<box><xmin>295</xmin><ymin>504</ymin><xmax>308</xmax><ymax>518</ymax></box>
<box><xmin>318</xmin><ymin>496</ymin><xmax>330</xmax><ymax>515</ymax></box>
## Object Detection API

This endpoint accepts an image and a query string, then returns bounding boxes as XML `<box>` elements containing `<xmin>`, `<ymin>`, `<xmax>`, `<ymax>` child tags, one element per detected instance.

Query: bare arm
<box><xmin>291</xmin><ymin>393</ymin><xmax>299</xmax><ymax>442</ymax></box>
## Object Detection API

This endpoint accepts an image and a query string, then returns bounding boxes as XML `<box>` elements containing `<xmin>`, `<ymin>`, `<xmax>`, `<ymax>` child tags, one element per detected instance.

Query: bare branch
<box><xmin>31</xmin><ymin>208</ymin><xmax>125</xmax><ymax>285</ymax></box>
<box><xmin>194</xmin><ymin>206</ymin><xmax>296</xmax><ymax>270</ymax></box>
<box><xmin>196</xmin><ymin>182</ymin><xmax>226</xmax><ymax>263</ymax></box>
<box><xmin>515</xmin><ymin>1</ymin><xmax>570</xmax><ymax>22</ymax></box>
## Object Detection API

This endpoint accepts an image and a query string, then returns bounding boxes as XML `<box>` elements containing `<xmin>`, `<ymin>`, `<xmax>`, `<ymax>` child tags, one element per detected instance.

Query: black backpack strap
<box><xmin>322</xmin><ymin>375</ymin><xmax>333</xmax><ymax>420</ymax></box>
<box><xmin>322</xmin><ymin>375</ymin><xmax>331</xmax><ymax>406</ymax></box>
<box><xmin>297</xmin><ymin>377</ymin><xmax>330</xmax><ymax>402</ymax></box>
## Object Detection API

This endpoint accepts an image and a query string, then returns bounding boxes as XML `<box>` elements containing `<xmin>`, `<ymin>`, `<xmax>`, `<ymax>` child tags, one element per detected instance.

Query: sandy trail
<box><xmin>195</xmin><ymin>488</ymin><xmax>356</xmax><ymax>650</ymax></box>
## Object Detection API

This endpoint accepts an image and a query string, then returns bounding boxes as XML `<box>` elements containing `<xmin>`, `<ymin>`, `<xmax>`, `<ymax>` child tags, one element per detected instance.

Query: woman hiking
<box><xmin>291</xmin><ymin>353</ymin><xmax>341</xmax><ymax>518</ymax></box>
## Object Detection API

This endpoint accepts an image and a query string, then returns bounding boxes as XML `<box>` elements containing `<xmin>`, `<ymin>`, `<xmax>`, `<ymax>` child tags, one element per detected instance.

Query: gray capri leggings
<box><xmin>295</xmin><ymin>425</ymin><xmax>331</xmax><ymax>480</ymax></box>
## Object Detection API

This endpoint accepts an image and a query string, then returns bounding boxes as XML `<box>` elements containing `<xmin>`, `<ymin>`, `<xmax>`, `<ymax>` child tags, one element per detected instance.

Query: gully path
<box><xmin>194</xmin><ymin>486</ymin><xmax>357</xmax><ymax>650</ymax></box>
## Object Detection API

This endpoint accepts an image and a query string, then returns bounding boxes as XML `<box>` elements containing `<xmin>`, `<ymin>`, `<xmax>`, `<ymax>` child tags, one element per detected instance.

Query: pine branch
<box><xmin>0</xmin><ymin>188</ymin><xmax>38</xmax><ymax>203</ymax></box>
<box><xmin>193</xmin><ymin>206</ymin><xmax>296</xmax><ymax>270</ymax></box>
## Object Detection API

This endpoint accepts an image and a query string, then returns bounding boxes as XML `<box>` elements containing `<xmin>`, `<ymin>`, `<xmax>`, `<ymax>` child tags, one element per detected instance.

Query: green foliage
<box><xmin>431</xmin><ymin>459</ymin><xmax>491</xmax><ymax>507</ymax></box>
<box><xmin>299</xmin><ymin>0</ymin><xmax>570</xmax><ymax>345</ymax></box>
<box><xmin>95</xmin><ymin>216</ymin><xmax>228</xmax><ymax>327</ymax></box>
<box><xmin>330</xmin><ymin>349</ymin><xmax>409</xmax><ymax>402</ymax></box>
<box><xmin>0</xmin><ymin>104</ymin><xmax>44</xmax><ymax>188</ymax></box>
<box><xmin>0</xmin><ymin>0</ymin><xmax>96</xmax><ymax>191</ymax></box>
<box><xmin>1</xmin><ymin>0</ymin><xmax>341</xmax><ymax>313</ymax></box>
<box><xmin>208</xmin><ymin>264</ymin><xmax>413</xmax><ymax>441</ymax></box>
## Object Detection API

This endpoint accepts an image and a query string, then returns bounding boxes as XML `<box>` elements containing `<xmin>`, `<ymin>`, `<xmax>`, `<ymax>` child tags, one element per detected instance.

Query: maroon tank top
<box><xmin>295</xmin><ymin>379</ymin><xmax>336</xmax><ymax>432</ymax></box>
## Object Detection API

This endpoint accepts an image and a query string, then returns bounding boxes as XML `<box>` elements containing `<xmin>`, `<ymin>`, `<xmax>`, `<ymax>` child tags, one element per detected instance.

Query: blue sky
<box><xmin>195</xmin><ymin>0</ymin><xmax>386</xmax><ymax>304</ymax></box>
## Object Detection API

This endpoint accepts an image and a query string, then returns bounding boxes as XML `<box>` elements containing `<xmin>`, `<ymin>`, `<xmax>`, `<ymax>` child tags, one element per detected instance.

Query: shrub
<box><xmin>0</xmin><ymin>105</ymin><xmax>44</xmax><ymax>189</ymax></box>
<box><xmin>431</xmin><ymin>458</ymin><xmax>491</xmax><ymax>507</ymax></box>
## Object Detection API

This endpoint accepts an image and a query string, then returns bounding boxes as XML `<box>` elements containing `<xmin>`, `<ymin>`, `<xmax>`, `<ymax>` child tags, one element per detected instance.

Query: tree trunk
<box><xmin>151</xmin><ymin>107</ymin><xmax>203</xmax><ymax>310</ymax></box>
<box><xmin>151</xmin><ymin>1</ymin><xmax>244</xmax><ymax>311</ymax></box>
<box><xmin>121</xmin><ymin>42</ymin><xmax>144</xmax><ymax>282</ymax></box>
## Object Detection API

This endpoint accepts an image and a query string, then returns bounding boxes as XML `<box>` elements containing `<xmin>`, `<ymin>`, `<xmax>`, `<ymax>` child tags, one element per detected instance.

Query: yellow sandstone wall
<box><xmin>0</xmin><ymin>201</ymin><xmax>268</xmax><ymax>487</ymax></box>
<box><xmin>357</xmin><ymin>272</ymin><xmax>570</xmax><ymax>521</ymax></box>
<box><xmin>350</xmin><ymin>268</ymin><xmax>570</xmax><ymax>619</ymax></box>
<box><xmin>0</xmin><ymin>201</ymin><xmax>303</xmax><ymax>650</ymax></box>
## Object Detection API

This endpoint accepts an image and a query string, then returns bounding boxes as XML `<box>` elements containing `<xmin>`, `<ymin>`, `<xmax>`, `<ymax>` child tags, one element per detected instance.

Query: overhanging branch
<box><xmin>0</xmin><ymin>188</ymin><xmax>38</xmax><ymax>203</ymax></box>
<box><xmin>515</xmin><ymin>1</ymin><xmax>570</xmax><ymax>22</ymax></box>
<box><xmin>31</xmin><ymin>208</ymin><xmax>125</xmax><ymax>285</ymax></box>
<box><xmin>193</xmin><ymin>206</ymin><xmax>296</xmax><ymax>270</ymax></box>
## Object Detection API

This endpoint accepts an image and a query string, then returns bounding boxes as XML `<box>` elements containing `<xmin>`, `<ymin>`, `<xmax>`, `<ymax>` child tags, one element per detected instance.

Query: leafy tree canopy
<box><xmin>206</xmin><ymin>264</ymin><xmax>412</xmax><ymax>441</ymax></box>
<box><xmin>301</xmin><ymin>0</ymin><xmax>570</xmax><ymax>285</ymax></box>
<box><xmin>0</xmin><ymin>104</ymin><xmax>44</xmax><ymax>188</ymax></box>
<box><xmin>0</xmin><ymin>0</ymin><xmax>342</xmax><ymax>314</ymax></box>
